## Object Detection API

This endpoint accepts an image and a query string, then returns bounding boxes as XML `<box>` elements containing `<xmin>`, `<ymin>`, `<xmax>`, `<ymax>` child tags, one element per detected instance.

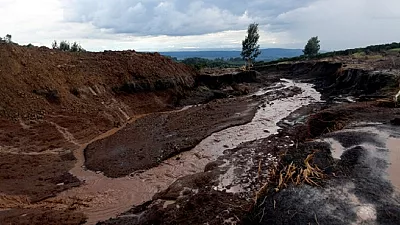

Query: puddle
<box><xmin>320</xmin><ymin>138</ymin><xmax>346</xmax><ymax>159</ymax></box>
<box><xmin>52</xmin><ymin>79</ymin><xmax>321</xmax><ymax>224</ymax></box>
<box><xmin>387</xmin><ymin>137</ymin><xmax>400</xmax><ymax>190</ymax></box>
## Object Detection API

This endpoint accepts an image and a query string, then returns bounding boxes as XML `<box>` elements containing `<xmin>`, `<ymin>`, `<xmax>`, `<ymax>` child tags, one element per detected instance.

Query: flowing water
<box><xmin>52</xmin><ymin>79</ymin><xmax>321</xmax><ymax>224</ymax></box>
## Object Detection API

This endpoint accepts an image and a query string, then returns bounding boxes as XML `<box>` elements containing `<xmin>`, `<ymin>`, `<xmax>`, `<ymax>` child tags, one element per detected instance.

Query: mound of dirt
<box><xmin>0</xmin><ymin>43</ymin><xmax>197</xmax><ymax>210</ymax></box>
<box><xmin>0</xmin><ymin>43</ymin><xmax>196</xmax><ymax>122</ymax></box>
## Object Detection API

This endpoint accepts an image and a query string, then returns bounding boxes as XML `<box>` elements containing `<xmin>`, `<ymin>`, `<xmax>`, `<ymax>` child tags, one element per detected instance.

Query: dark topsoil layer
<box><xmin>85</xmin><ymin>86</ymin><xmax>302</xmax><ymax>178</ymax></box>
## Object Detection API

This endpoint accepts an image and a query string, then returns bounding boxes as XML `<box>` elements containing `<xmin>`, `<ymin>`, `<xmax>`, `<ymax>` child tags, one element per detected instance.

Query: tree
<box><xmin>4</xmin><ymin>34</ymin><xmax>12</xmax><ymax>43</ymax></box>
<box><xmin>52</xmin><ymin>40</ymin><xmax>58</xmax><ymax>49</ymax></box>
<box><xmin>241</xmin><ymin>23</ymin><xmax>261</xmax><ymax>69</ymax></box>
<box><xmin>70</xmin><ymin>42</ymin><xmax>85</xmax><ymax>52</ymax></box>
<box><xmin>303</xmin><ymin>36</ymin><xmax>320</xmax><ymax>56</ymax></box>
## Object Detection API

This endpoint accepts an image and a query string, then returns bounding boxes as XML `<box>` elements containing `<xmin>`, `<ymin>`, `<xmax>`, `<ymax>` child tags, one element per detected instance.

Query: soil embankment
<box><xmin>256</xmin><ymin>61</ymin><xmax>400</xmax><ymax>100</ymax></box>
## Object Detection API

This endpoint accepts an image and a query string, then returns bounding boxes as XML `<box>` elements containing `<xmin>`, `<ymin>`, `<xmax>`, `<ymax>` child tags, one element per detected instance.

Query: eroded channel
<box><xmin>52</xmin><ymin>79</ymin><xmax>321</xmax><ymax>224</ymax></box>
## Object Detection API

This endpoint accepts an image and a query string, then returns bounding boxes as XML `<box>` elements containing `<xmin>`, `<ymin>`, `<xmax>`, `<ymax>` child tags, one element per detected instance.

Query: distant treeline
<box><xmin>256</xmin><ymin>42</ymin><xmax>400</xmax><ymax>66</ymax></box>
<box><xmin>167</xmin><ymin>56</ymin><xmax>246</xmax><ymax>70</ymax></box>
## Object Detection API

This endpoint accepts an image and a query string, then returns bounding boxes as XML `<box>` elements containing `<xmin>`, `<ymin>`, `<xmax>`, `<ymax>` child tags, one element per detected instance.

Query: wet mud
<box><xmin>248</xmin><ymin>104</ymin><xmax>400</xmax><ymax>225</ymax></box>
<box><xmin>98</xmin><ymin>79</ymin><xmax>323</xmax><ymax>225</ymax></box>
<box><xmin>37</xmin><ymin>81</ymin><xmax>302</xmax><ymax>224</ymax></box>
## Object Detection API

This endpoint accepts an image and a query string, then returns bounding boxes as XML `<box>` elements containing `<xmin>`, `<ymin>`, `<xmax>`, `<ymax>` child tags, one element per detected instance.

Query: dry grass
<box><xmin>255</xmin><ymin>153</ymin><xmax>326</xmax><ymax>202</ymax></box>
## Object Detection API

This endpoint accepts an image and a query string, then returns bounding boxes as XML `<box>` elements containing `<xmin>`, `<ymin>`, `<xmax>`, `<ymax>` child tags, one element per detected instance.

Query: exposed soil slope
<box><xmin>0</xmin><ymin>43</ymin><xmax>197</xmax><ymax>223</ymax></box>
<box><xmin>0</xmin><ymin>43</ymin><xmax>196</xmax><ymax>121</ymax></box>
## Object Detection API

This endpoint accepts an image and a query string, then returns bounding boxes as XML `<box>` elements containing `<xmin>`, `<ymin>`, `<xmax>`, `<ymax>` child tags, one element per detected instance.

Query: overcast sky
<box><xmin>1</xmin><ymin>0</ymin><xmax>399</xmax><ymax>51</ymax></box>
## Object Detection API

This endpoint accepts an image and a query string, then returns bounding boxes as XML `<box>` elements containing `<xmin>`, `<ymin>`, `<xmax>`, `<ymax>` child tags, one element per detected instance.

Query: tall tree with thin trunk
<box><xmin>303</xmin><ymin>36</ymin><xmax>320</xmax><ymax>56</ymax></box>
<box><xmin>241</xmin><ymin>23</ymin><xmax>261</xmax><ymax>69</ymax></box>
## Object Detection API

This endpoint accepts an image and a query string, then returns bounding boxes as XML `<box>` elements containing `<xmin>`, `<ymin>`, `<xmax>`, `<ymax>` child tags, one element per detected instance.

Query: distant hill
<box><xmin>160</xmin><ymin>48</ymin><xmax>303</xmax><ymax>61</ymax></box>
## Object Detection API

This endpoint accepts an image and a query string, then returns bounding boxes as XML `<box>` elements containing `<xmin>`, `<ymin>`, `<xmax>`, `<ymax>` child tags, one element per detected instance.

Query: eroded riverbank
<box><xmin>42</xmin><ymin>79</ymin><xmax>310</xmax><ymax>224</ymax></box>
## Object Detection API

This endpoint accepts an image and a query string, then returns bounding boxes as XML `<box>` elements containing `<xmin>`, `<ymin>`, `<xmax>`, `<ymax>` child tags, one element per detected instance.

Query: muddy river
<box><xmin>46</xmin><ymin>79</ymin><xmax>320</xmax><ymax>224</ymax></box>
<box><xmin>51</xmin><ymin>79</ymin><xmax>400</xmax><ymax>224</ymax></box>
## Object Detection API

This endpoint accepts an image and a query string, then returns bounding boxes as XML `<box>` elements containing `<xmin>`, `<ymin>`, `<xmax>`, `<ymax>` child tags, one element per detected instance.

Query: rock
<box><xmin>223</xmin><ymin>145</ymin><xmax>229</xmax><ymax>148</ymax></box>
<box><xmin>390</xmin><ymin>118</ymin><xmax>400</xmax><ymax>126</ymax></box>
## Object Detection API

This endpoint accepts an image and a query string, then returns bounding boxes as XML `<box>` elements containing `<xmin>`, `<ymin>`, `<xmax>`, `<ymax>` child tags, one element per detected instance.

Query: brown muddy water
<box><xmin>52</xmin><ymin>79</ymin><xmax>321</xmax><ymax>224</ymax></box>
<box><xmin>388</xmin><ymin>137</ymin><xmax>400</xmax><ymax>190</ymax></box>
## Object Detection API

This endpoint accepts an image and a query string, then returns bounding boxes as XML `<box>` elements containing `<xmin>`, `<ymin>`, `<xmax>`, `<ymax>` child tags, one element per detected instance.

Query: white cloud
<box><xmin>273</xmin><ymin>0</ymin><xmax>400</xmax><ymax>50</ymax></box>
<box><xmin>0</xmin><ymin>0</ymin><xmax>399</xmax><ymax>51</ymax></box>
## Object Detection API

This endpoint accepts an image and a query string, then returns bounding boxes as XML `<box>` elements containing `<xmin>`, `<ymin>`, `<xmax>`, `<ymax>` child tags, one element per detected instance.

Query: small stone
<box><xmin>223</xmin><ymin>145</ymin><xmax>229</xmax><ymax>148</ymax></box>
<box><xmin>56</xmin><ymin>183</ymin><xmax>64</xmax><ymax>186</ymax></box>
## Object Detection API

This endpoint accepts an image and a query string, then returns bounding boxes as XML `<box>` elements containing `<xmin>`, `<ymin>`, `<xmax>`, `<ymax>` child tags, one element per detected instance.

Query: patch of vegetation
<box><xmin>255</xmin><ymin>153</ymin><xmax>326</xmax><ymax>202</ymax></box>
<box><xmin>256</xmin><ymin>42</ymin><xmax>400</xmax><ymax>66</ymax></box>
<box><xmin>52</xmin><ymin>40</ymin><xmax>85</xmax><ymax>52</ymax></box>
<box><xmin>181</xmin><ymin>57</ymin><xmax>245</xmax><ymax>70</ymax></box>
<box><xmin>0</xmin><ymin>34</ymin><xmax>15</xmax><ymax>44</ymax></box>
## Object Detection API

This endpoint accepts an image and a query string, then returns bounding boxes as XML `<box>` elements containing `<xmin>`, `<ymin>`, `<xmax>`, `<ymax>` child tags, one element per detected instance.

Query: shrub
<box><xmin>52</xmin><ymin>40</ymin><xmax>85</xmax><ymax>52</ymax></box>
<box><xmin>59</xmin><ymin>41</ymin><xmax>70</xmax><ymax>51</ymax></box>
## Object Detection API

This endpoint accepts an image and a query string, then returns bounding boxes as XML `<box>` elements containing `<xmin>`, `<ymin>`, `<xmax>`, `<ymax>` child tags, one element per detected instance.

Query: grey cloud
<box><xmin>62</xmin><ymin>0</ymin><xmax>317</xmax><ymax>36</ymax></box>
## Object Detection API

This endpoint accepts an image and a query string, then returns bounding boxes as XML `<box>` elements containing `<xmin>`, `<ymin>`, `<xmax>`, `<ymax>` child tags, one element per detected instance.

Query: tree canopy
<box><xmin>303</xmin><ymin>36</ymin><xmax>320</xmax><ymax>56</ymax></box>
<box><xmin>241</xmin><ymin>23</ymin><xmax>261</xmax><ymax>65</ymax></box>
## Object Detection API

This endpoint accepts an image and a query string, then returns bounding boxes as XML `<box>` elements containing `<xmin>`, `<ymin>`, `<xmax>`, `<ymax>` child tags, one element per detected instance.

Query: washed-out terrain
<box><xmin>0</xmin><ymin>43</ymin><xmax>400</xmax><ymax>225</ymax></box>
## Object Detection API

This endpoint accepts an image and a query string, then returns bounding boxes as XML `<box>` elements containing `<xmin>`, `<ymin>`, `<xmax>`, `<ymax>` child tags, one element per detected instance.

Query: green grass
<box><xmin>389</xmin><ymin>48</ymin><xmax>400</xmax><ymax>52</ymax></box>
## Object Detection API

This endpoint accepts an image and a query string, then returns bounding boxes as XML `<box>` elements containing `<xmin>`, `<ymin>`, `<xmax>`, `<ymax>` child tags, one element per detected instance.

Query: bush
<box><xmin>59</xmin><ymin>41</ymin><xmax>70</xmax><ymax>51</ymax></box>
<box><xmin>52</xmin><ymin>40</ymin><xmax>85</xmax><ymax>52</ymax></box>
